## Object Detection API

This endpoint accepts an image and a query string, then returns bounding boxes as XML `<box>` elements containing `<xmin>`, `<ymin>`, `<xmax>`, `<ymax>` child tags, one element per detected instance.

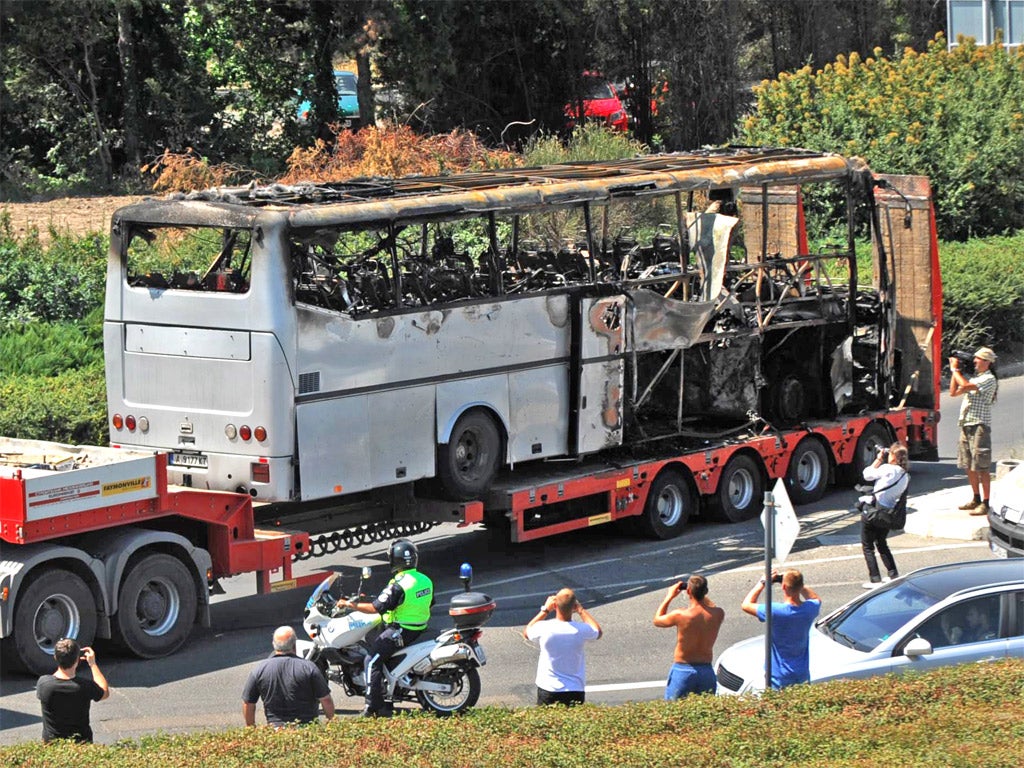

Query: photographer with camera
<box><xmin>858</xmin><ymin>442</ymin><xmax>909</xmax><ymax>588</ymax></box>
<box><xmin>949</xmin><ymin>347</ymin><xmax>998</xmax><ymax>516</ymax></box>
<box><xmin>741</xmin><ymin>569</ymin><xmax>820</xmax><ymax>690</ymax></box>
<box><xmin>36</xmin><ymin>638</ymin><xmax>110</xmax><ymax>743</ymax></box>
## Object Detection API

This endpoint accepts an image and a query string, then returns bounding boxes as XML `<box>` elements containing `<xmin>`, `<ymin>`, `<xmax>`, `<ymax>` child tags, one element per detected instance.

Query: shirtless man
<box><xmin>653</xmin><ymin>574</ymin><xmax>725</xmax><ymax>699</ymax></box>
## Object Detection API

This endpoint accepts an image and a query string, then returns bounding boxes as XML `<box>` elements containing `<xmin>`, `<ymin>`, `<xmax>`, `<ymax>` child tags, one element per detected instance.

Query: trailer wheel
<box><xmin>839</xmin><ymin>422</ymin><xmax>891</xmax><ymax>486</ymax></box>
<box><xmin>714</xmin><ymin>454</ymin><xmax>765</xmax><ymax>523</ymax></box>
<box><xmin>637</xmin><ymin>469</ymin><xmax>694</xmax><ymax>539</ymax></box>
<box><xmin>112</xmin><ymin>553</ymin><xmax>197</xmax><ymax>659</ymax></box>
<box><xmin>438</xmin><ymin>410</ymin><xmax>501</xmax><ymax>501</ymax></box>
<box><xmin>785</xmin><ymin>439</ymin><xmax>830</xmax><ymax>505</ymax></box>
<box><xmin>5</xmin><ymin>568</ymin><xmax>97</xmax><ymax>676</ymax></box>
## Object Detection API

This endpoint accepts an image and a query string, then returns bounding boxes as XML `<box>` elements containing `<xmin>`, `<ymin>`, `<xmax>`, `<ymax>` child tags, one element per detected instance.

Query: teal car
<box><xmin>298</xmin><ymin>70</ymin><xmax>360</xmax><ymax>128</ymax></box>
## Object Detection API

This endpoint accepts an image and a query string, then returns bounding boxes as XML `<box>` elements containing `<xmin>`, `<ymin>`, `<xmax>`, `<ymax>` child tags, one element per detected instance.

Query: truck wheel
<box><xmin>112</xmin><ymin>553</ymin><xmax>197</xmax><ymax>659</ymax></box>
<box><xmin>785</xmin><ymin>439</ymin><xmax>830</xmax><ymax>505</ymax></box>
<box><xmin>6</xmin><ymin>568</ymin><xmax>97</xmax><ymax>676</ymax></box>
<box><xmin>714</xmin><ymin>454</ymin><xmax>765</xmax><ymax>523</ymax></box>
<box><xmin>839</xmin><ymin>422</ymin><xmax>891</xmax><ymax>486</ymax></box>
<box><xmin>415</xmin><ymin>663</ymin><xmax>481</xmax><ymax>716</ymax></box>
<box><xmin>637</xmin><ymin>468</ymin><xmax>694</xmax><ymax>539</ymax></box>
<box><xmin>438</xmin><ymin>410</ymin><xmax>501</xmax><ymax>501</ymax></box>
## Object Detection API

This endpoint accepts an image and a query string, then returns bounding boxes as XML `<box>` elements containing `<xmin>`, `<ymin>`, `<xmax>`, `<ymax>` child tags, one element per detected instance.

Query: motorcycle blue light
<box><xmin>460</xmin><ymin>562</ymin><xmax>473</xmax><ymax>580</ymax></box>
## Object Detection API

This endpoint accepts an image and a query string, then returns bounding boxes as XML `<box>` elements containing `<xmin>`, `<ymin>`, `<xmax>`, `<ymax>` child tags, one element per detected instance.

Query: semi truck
<box><xmin>0</xmin><ymin>149</ymin><xmax>942</xmax><ymax>674</ymax></box>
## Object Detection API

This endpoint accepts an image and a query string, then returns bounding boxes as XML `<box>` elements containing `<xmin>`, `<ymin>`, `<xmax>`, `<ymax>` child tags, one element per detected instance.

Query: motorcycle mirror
<box><xmin>361</xmin><ymin>566</ymin><xmax>372</xmax><ymax>581</ymax></box>
<box><xmin>460</xmin><ymin>562</ymin><xmax>473</xmax><ymax>592</ymax></box>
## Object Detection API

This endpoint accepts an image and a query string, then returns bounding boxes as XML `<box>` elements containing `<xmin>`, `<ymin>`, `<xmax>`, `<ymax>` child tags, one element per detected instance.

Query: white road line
<box><xmin>586</xmin><ymin>680</ymin><xmax>664</xmax><ymax>692</ymax></box>
<box><xmin>439</xmin><ymin>541</ymin><xmax>985</xmax><ymax>601</ymax></box>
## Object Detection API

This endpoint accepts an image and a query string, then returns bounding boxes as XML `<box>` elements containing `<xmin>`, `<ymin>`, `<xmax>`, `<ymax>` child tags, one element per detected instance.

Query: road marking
<box><xmin>440</xmin><ymin>541</ymin><xmax>986</xmax><ymax>602</ymax></box>
<box><xmin>586</xmin><ymin>680</ymin><xmax>664</xmax><ymax>692</ymax></box>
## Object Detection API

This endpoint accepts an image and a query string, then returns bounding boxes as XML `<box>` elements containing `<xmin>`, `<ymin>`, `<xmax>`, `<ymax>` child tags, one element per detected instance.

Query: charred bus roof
<box><xmin>112</xmin><ymin>147</ymin><xmax>869</xmax><ymax>230</ymax></box>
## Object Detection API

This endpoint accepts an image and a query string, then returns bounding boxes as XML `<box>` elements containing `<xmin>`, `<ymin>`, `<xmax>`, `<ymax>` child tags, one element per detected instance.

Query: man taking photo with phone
<box><xmin>36</xmin><ymin>638</ymin><xmax>110</xmax><ymax>743</ymax></box>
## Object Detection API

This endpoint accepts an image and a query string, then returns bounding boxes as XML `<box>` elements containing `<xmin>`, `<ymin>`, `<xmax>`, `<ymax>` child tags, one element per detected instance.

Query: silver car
<box><xmin>715</xmin><ymin>559</ymin><xmax>1024</xmax><ymax>695</ymax></box>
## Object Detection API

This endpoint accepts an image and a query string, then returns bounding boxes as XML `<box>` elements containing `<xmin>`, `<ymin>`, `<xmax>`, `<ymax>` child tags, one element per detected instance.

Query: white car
<box><xmin>715</xmin><ymin>559</ymin><xmax>1024</xmax><ymax>695</ymax></box>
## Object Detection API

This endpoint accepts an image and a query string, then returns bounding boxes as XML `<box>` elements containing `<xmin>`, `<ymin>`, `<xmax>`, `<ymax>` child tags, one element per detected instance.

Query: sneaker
<box><xmin>881</xmin><ymin>576</ymin><xmax>893</xmax><ymax>583</ymax></box>
<box><xmin>958</xmin><ymin>499</ymin><xmax>981</xmax><ymax>511</ymax></box>
<box><xmin>969</xmin><ymin>502</ymin><xmax>990</xmax><ymax>516</ymax></box>
<box><xmin>862</xmin><ymin>581</ymin><xmax>882</xmax><ymax>589</ymax></box>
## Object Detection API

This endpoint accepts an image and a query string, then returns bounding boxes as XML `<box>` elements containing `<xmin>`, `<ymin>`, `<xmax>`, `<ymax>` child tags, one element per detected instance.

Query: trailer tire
<box><xmin>5</xmin><ymin>568</ymin><xmax>97</xmax><ymax>676</ymax></box>
<box><xmin>839</xmin><ymin>422</ymin><xmax>891</xmax><ymax>486</ymax></box>
<box><xmin>713</xmin><ymin>454</ymin><xmax>765</xmax><ymax>523</ymax></box>
<box><xmin>785</xmin><ymin>439</ymin><xmax>830</xmax><ymax>505</ymax></box>
<box><xmin>438</xmin><ymin>410</ymin><xmax>502</xmax><ymax>501</ymax></box>
<box><xmin>637</xmin><ymin>469</ymin><xmax>694</xmax><ymax>539</ymax></box>
<box><xmin>112</xmin><ymin>553</ymin><xmax>197</xmax><ymax>659</ymax></box>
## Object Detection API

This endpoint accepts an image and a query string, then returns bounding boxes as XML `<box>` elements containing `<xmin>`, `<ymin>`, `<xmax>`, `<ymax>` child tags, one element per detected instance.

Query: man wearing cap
<box><xmin>949</xmin><ymin>346</ymin><xmax>998</xmax><ymax>516</ymax></box>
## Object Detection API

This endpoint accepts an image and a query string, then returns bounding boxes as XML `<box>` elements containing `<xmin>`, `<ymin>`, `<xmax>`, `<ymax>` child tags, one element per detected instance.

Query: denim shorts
<box><xmin>664</xmin><ymin>662</ymin><xmax>716</xmax><ymax>700</ymax></box>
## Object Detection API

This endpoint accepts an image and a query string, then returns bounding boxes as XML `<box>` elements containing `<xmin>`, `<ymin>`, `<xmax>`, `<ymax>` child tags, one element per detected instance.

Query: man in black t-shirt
<box><xmin>36</xmin><ymin>638</ymin><xmax>110</xmax><ymax>743</ymax></box>
<box><xmin>242</xmin><ymin>626</ymin><xmax>335</xmax><ymax>727</ymax></box>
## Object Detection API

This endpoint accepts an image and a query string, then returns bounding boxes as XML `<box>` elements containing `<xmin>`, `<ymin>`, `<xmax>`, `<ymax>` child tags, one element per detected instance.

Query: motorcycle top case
<box><xmin>449</xmin><ymin>591</ymin><xmax>496</xmax><ymax>629</ymax></box>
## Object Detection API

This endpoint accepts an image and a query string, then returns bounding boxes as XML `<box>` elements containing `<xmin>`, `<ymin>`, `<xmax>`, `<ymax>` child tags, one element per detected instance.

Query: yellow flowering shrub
<box><xmin>740</xmin><ymin>35</ymin><xmax>1024</xmax><ymax>239</ymax></box>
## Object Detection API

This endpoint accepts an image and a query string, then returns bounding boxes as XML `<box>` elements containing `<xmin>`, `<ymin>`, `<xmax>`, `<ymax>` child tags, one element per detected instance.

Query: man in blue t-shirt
<box><xmin>741</xmin><ymin>569</ymin><xmax>821</xmax><ymax>689</ymax></box>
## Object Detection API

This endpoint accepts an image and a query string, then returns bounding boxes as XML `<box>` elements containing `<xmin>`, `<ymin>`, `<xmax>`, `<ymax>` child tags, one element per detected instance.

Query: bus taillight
<box><xmin>239</xmin><ymin>425</ymin><xmax>252</xmax><ymax>441</ymax></box>
<box><xmin>112</xmin><ymin>414</ymin><xmax>124</xmax><ymax>430</ymax></box>
<box><xmin>126</xmin><ymin>415</ymin><xmax>137</xmax><ymax>431</ymax></box>
<box><xmin>251</xmin><ymin>461</ymin><xmax>270</xmax><ymax>483</ymax></box>
<box><xmin>254</xmin><ymin>426</ymin><xmax>267</xmax><ymax>442</ymax></box>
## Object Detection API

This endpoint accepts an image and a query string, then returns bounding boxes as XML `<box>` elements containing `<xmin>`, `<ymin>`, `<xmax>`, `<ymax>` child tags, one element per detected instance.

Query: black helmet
<box><xmin>389</xmin><ymin>539</ymin><xmax>418</xmax><ymax>573</ymax></box>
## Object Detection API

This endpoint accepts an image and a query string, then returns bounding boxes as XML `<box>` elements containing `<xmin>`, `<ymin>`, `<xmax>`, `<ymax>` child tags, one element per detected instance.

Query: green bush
<box><xmin>522</xmin><ymin>124</ymin><xmax>647</xmax><ymax>165</ymax></box>
<box><xmin>939</xmin><ymin>233</ymin><xmax>1024</xmax><ymax>355</ymax></box>
<box><xmin>0</xmin><ymin>364</ymin><xmax>107</xmax><ymax>444</ymax></box>
<box><xmin>1</xmin><ymin>659</ymin><xmax>1021</xmax><ymax>768</ymax></box>
<box><xmin>740</xmin><ymin>36</ymin><xmax>1024</xmax><ymax>240</ymax></box>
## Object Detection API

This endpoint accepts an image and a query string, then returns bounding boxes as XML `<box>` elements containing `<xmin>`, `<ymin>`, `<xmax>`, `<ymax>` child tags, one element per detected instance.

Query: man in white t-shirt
<box><xmin>523</xmin><ymin>588</ymin><xmax>602</xmax><ymax>705</ymax></box>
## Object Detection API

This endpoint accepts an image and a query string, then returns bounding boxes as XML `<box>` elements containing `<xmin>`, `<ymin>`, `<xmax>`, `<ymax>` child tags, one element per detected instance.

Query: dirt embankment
<box><xmin>1</xmin><ymin>196</ymin><xmax>148</xmax><ymax>244</ymax></box>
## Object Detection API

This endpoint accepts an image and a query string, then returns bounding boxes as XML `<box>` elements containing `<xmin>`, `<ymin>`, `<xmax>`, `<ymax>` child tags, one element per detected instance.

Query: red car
<box><xmin>564</xmin><ymin>73</ymin><xmax>629</xmax><ymax>132</ymax></box>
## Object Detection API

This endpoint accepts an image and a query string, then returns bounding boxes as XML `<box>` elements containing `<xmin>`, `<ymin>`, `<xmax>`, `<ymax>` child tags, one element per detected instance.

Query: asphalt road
<box><xmin>1</xmin><ymin>376</ymin><xmax>1019</xmax><ymax>745</ymax></box>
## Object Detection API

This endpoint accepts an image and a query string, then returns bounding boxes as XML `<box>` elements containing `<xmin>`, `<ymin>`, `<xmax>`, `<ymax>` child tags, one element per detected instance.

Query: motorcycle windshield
<box><xmin>306</xmin><ymin>573</ymin><xmax>339</xmax><ymax>610</ymax></box>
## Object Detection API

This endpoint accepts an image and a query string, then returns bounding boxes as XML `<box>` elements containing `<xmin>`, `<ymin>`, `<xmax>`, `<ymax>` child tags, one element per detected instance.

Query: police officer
<box><xmin>336</xmin><ymin>538</ymin><xmax>433</xmax><ymax>717</ymax></box>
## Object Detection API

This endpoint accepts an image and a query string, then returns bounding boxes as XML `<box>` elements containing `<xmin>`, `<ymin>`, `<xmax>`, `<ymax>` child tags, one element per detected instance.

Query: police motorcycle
<box><xmin>296</xmin><ymin>561</ymin><xmax>495</xmax><ymax>716</ymax></box>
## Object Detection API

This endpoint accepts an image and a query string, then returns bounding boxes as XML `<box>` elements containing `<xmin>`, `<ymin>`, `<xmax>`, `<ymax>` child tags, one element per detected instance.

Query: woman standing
<box><xmin>859</xmin><ymin>442</ymin><xmax>909</xmax><ymax>588</ymax></box>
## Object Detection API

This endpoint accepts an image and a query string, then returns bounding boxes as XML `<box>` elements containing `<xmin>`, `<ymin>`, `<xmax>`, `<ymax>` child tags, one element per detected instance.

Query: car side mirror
<box><xmin>904</xmin><ymin>637</ymin><xmax>934</xmax><ymax>658</ymax></box>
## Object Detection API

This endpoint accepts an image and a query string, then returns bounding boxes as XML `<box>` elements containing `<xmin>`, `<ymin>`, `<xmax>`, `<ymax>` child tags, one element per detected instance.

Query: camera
<box><xmin>771</xmin><ymin>573</ymin><xmax>783</xmax><ymax>584</ymax></box>
<box><xmin>877</xmin><ymin>447</ymin><xmax>889</xmax><ymax>463</ymax></box>
<box><xmin>951</xmin><ymin>349</ymin><xmax>975</xmax><ymax>373</ymax></box>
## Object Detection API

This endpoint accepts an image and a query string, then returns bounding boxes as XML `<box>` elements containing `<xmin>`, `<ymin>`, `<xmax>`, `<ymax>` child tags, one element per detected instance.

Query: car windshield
<box><xmin>583</xmin><ymin>78</ymin><xmax>614</xmax><ymax>100</ymax></box>
<box><xmin>336</xmin><ymin>72</ymin><xmax>357</xmax><ymax>94</ymax></box>
<box><xmin>818</xmin><ymin>581</ymin><xmax>939</xmax><ymax>652</ymax></box>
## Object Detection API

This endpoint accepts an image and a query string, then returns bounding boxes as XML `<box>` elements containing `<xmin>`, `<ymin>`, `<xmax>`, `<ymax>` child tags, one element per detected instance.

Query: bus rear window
<box><xmin>126</xmin><ymin>225</ymin><xmax>251</xmax><ymax>293</ymax></box>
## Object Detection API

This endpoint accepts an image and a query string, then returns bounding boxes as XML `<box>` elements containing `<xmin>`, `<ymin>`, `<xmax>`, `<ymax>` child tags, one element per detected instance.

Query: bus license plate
<box><xmin>170</xmin><ymin>452</ymin><xmax>208</xmax><ymax>469</ymax></box>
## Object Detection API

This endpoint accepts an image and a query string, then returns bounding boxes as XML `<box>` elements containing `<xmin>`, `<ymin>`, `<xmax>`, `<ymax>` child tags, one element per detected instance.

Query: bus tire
<box><xmin>637</xmin><ymin>468</ymin><xmax>694</xmax><ymax>540</ymax></box>
<box><xmin>785</xmin><ymin>439</ymin><xmax>830</xmax><ymax>505</ymax></box>
<box><xmin>112</xmin><ymin>553</ymin><xmax>197</xmax><ymax>659</ymax></box>
<box><xmin>838</xmin><ymin>422</ymin><xmax>891</xmax><ymax>486</ymax></box>
<box><xmin>713</xmin><ymin>454</ymin><xmax>765</xmax><ymax>523</ymax></box>
<box><xmin>438</xmin><ymin>410</ymin><xmax>501</xmax><ymax>501</ymax></box>
<box><xmin>6</xmin><ymin>567</ymin><xmax>97</xmax><ymax>676</ymax></box>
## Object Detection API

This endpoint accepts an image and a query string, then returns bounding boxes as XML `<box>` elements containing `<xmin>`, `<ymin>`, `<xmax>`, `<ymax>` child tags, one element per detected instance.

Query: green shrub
<box><xmin>522</xmin><ymin>124</ymin><xmax>647</xmax><ymax>165</ymax></box>
<box><xmin>1</xmin><ymin>659</ymin><xmax>1021</xmax><ymax>768</ymax></box>
<box><xmin>0</xmin><ymin>364</ymin><xmax>107</xmax><ymax>444</ymax></box>
<box><xmin>740</xmin><ymin>36</ymin><xmax>1024</xmax><ymax>240</ymax></box>
<box><xmin>940</xmin><ymin>233</ymin><xmax>1024</xmax><ymax>354</ymax></box>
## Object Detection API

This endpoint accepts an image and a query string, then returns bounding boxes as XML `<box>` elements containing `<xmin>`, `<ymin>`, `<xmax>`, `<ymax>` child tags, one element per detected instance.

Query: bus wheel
<box><xmin>714</xmin><ymin>454</ymin><xmax>765</xmax><ymax>523</ymax></box>
<box><xmin>438</xmin><ymin>411</ymin><xmax>501</xmax><ymax>501</ymax></box>
<box><xmin>637</xmin><ymin>468</ymin><xmax>694</xmax><ymax>540</ymax></box>
<box><xmin>839</xmin><ymin>422</ymin><xmax>891</xmax><ymax>486</ymax></box>
<box><xmin>6</xmin><ymin>568</ymin><xmax>97</xmax><ymax>676</ymax></box>
<box><xmin>785</xmin><ymin>439</ymin><xmax>830</xmax><ymax>505</ymax></box>
<box><xmin>112</xmin><ymin>553</ymin><xmax>197</xmax><ymax>659</ymax></box>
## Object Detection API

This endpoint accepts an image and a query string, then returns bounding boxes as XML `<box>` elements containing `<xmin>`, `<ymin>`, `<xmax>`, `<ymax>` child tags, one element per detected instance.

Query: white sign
<box><xmin>760</xmin><ymin>478</ymin><xmax>801</xmax><ymax>563</ymax></box>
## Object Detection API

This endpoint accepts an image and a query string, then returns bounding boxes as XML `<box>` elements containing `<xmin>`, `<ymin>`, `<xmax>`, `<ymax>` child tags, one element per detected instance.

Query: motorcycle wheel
<box><xmin>414</xmin><ymin>663</ymin><xmax>481</xmax><ymax>716</ymax></box>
